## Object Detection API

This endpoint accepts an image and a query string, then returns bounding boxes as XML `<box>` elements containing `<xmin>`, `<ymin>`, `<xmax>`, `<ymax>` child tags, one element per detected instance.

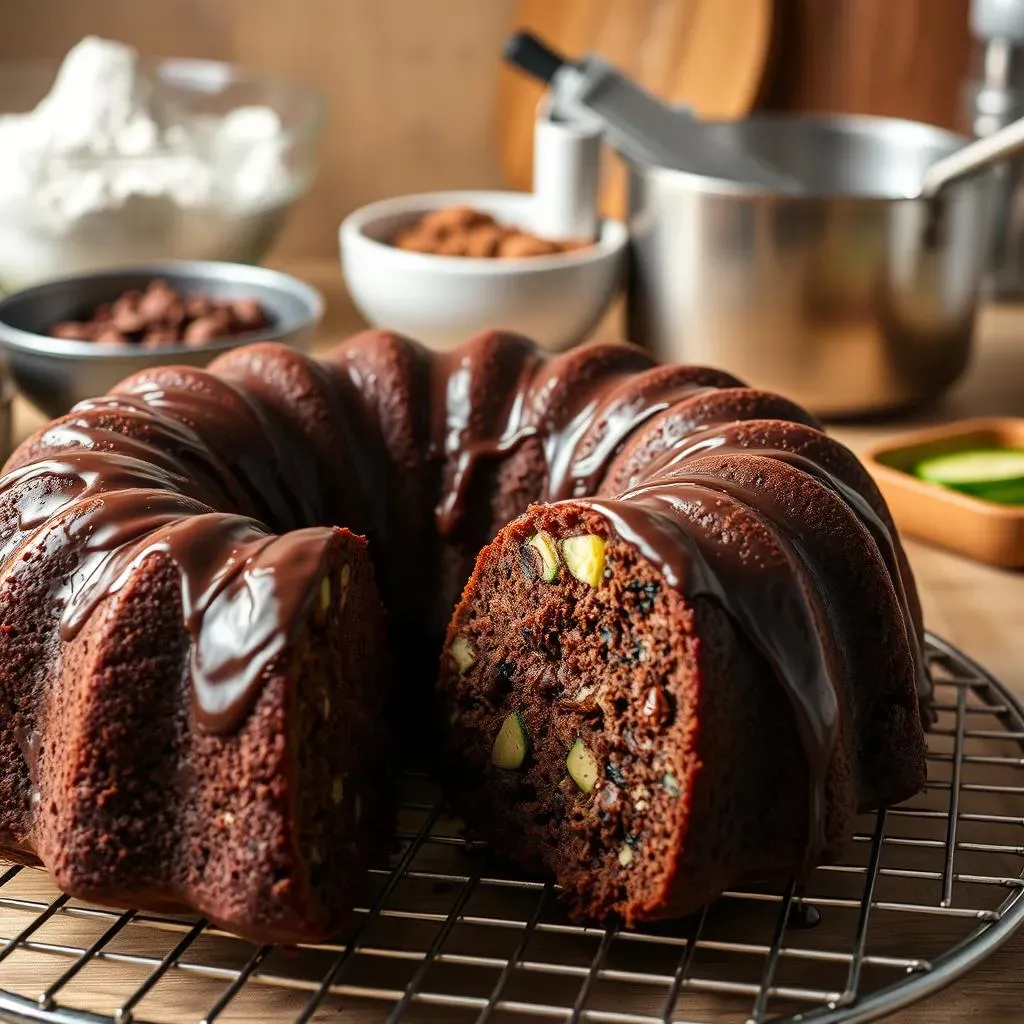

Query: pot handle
<box><xmin>920</xmin><ymin>113</ymin><xmax>1024</xmax><ymax>198</ymax></box>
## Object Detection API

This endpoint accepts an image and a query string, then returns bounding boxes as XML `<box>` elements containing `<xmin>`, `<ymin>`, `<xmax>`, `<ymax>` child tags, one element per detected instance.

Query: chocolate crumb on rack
<box><xmin>393</xmin><ymin>205</ymin><xmax>589</xmax><ymax>258</ymax></box>
<box><xmin>50</xmin><ymin>279</ymin><xmax>273</xmax><ymax>348</ymax></box>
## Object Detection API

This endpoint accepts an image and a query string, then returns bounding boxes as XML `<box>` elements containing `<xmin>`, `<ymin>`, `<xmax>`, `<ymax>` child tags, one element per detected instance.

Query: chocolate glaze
<box><xmin>640</xmin><ymin>423</ymin><xmax>931</xmax><ymax>711</ymax></box>
<box><xmin>431</xmin><ymin>335</ymin><xmax>545</xmax><ymax>535</ymax></box>
<box><xmin>115</xmin><ymin>372</ymin><xmax>317</xmax><ymax>529</ymax></box>
<box><xmin>1</xmin><ymin>395</ymin><xmax>333</xmax><ymax>734</ymax></box>
<box><xmin>54</xmin><ymin>494</ymin><xmax>331</xmax><ymax>733</ymax></box>
<box><xmin>30</xmin><ymin>393</ymin><xmax>262</xmax><ymax>514</ymax></box>
<box><xmin>0</xmin><ymin>327</ymin><xmax>928</xmax><ymax>854</ymax></box>
<box><xmin>427</xmin><ymin>336</ymin><xmax>739</xmax><ymax>533</ymax></box>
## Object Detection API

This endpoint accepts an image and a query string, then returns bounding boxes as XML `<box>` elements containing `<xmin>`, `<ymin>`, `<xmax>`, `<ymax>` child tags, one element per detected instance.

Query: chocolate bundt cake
<box><xmin>0</xmin><ymin>329</ymin><xmax>928</xmax><ymax>940</ymax></box>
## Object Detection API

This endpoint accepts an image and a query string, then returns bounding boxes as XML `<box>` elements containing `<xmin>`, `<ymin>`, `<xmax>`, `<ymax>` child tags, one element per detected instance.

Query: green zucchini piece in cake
<box><xmin>561</xmin><ymin>534</ymin><xmax>606</xmax><ymax>587</ymax></box>
<box><xmin>450</xmin><ymin>635</ymin><xmax>475</xmax><ymax>674</ymax></box>
<box><xmin>567</xmin><ymin>737</ymin><xmax>600</xmax><ymax>792</ymax></box>
<box><xmin>492</xmin><ymin>712</ymin><xmax>529</xmax><ymax>769</ymax></box>
<box><xmin>527</xmin><ymin>531</ymin><xmax>560</xmax><ymax>581</ymax></box>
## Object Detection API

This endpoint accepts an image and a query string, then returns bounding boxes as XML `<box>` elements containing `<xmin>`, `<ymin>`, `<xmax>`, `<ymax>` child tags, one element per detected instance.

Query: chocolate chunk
<box><xmin>184</xmin><ymin>295</ymin><xmax>215</xmax><ymax>320</ymax></box>
<box><xmin>94</xmin><ymin>327</ymin><xmax>128</xmax><ymax>345</ymax></box>
<box><xmin>184</xmin><ymin>313</ymin><xmax>230</xmax><ymax>346</ymax></box>
<box><xmin>138</xmin><ymin>282</ymin><xmax>178</xmax><ymax>321</ymax></box>
<box><xmin>110</xmin><ymin>296</ymin><xmax>148</xmax><ymax>335</ymax></box>
<box><xmin>142</xmin><ymin>329</ymin><xmax>181</xmax><ymax>348</ymax></box>
<box><xmin>51</xmin><ymin>321</ymin><xmax>95</xmax><ymax>341</ymax></box>
<box><xmin>46</xmin><ymin>280</ymin><xmax>270</xmax><ymax>348</ymax></box>
<box><xmin>229</xmin><ymin>298</ymin><xmax>268</xmax><ymax>331</ymax></box>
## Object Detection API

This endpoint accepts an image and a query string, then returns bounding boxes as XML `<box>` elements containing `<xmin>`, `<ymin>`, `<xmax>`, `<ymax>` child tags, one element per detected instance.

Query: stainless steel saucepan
<box><xmin>627</xmin><ymin>112</ymin><xmax>1024</xmax><ymax>417</ymax></box>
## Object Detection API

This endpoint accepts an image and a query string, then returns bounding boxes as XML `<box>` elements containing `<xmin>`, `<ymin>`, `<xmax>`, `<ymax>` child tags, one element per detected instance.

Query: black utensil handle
<box><xmin>503</xmin><ymin>31</ymin><xmax>570</xmax><ymax>83</ymax></box>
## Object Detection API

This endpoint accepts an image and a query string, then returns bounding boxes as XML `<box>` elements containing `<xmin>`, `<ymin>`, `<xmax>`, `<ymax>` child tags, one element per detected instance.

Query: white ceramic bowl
<box><xmin>339</xmin><ymin>190</ymin><xmax>627</xmax><ymax>351</ymax></box>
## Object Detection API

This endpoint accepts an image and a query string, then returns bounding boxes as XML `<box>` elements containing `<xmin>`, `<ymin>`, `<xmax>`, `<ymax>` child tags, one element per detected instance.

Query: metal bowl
<box><xmin>626</xmin><ymin>113</ymin><xmax>996</xmax><ymax>418</ymax></box>
<box><xmin>0</xmin><ymin>261</ymin><xmax>324</xmax><ymax>418</ymax></box>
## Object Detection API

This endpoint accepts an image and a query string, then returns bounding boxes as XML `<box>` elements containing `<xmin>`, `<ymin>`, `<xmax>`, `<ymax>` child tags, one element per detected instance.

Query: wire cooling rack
<box><xmin>0</xmin><ymin>633</ymin><xmax>1023</xmax><ymax>1024</ymax></box>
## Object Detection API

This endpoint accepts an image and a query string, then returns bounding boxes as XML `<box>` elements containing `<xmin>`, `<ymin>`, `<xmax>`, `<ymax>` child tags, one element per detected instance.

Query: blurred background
<box><xmin>0</xmin><ymin>0</ymin><xmax>975</xmax><ymax>265</ymax></box>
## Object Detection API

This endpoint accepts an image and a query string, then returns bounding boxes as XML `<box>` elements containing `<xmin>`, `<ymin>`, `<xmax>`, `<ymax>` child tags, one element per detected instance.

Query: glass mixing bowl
<box><xmin>0</xmin><ymin>57</ymin><xmax>324</xmax><ymax>293</ymax></box>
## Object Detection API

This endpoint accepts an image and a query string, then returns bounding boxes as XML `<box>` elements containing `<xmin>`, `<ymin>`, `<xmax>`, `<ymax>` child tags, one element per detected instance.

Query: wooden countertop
<box><xmin>3</xmin><ymin>274</ymin><xmax>1024</xmax><ymax>1022</ymax></box>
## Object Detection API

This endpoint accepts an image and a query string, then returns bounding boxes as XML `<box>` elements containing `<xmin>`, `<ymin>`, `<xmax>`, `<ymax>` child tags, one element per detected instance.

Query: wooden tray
<box><xmin>863</xmin><ymin>418</ymin><xmax>1024</xmax><ymax>569</ymax></box>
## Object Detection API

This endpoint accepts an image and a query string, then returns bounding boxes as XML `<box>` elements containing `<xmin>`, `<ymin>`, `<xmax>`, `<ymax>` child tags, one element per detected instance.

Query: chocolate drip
<box><xmin>539</xmin><ymin>372</ymin><xmax>683</xmax><ymax>502</ymax></box>
<box><xmin>579</xmin><ymin>484</ymin><xmax>841</xmax><ymax>869</ymax></box>
<box><xmin>431</xmin><ymin>337</ymin><xmax>544</xmax><ymax>535</ymax></box>
<box><xmin>115</xmin><ymin>374</ymin><xmax>314</xmax><ymax>530</ymax></box>
<box><xmin>427</xmin><ymin>337</ymin><xmax>736</xmax><ymax>534</ymax></box>
<box><xmin>541</xmin><ymin>368</ymin><xmax>739</xmax><ymax>501</ymax></box>
<box><xmin>51</xmin><ymin>489</ymin><xmax>331</xmax><ymax>732</ymax></box>
<box><xmin>63</xmin><ymin>393</ymin><xmax>264</xmax><ymax>515</ymax></box>
<box><xmin>642</xmin><ymin>423</ymin><xmax>931</xmax><ymax>712</ymax></box>
<box><xmin>0</xmin><ymin>365</ymin><xmax>337</xmax><ymax>735</ymax></box>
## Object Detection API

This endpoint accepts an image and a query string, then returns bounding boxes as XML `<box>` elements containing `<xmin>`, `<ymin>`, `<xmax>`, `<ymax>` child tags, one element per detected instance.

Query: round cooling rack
<box><xmin>0</xmin><ymin>632</ymin><xmax>1023</xmax><ymax>1024</ymax></box>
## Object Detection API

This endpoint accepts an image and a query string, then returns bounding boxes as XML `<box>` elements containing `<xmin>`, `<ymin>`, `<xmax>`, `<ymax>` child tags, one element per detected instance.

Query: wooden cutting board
<box><xmin>496</xmin><ymin>0</ymin><xmax>777</xmax><ymax>218</ymax></box>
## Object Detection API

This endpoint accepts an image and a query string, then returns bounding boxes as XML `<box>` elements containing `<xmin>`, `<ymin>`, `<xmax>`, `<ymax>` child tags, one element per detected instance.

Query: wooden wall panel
<box><xmin>764</xmin><ymin>0</ymin><xmax>973</xmax><ymax>131</ymax></box>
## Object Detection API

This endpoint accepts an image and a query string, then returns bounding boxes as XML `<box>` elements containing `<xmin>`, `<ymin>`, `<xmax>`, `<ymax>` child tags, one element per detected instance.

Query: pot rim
<box><xmin>630</xmin><ymin>112</ymin><xmax>976</xmax><ymax>202</ymax></box>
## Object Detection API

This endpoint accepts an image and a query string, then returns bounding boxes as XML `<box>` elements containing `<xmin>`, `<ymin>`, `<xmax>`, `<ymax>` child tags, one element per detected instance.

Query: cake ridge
<box><xmin>633</xmin><ymin>417</ymin><xmax>930</xmax><ymax>709</ymax></box>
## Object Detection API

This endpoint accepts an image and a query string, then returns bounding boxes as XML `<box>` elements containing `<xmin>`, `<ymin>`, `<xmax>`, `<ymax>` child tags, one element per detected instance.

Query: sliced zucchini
<box><xmin>567</xmin><ymin>737</ymin><xmax>600</xmax><ymax>793</ymax></box>
<box><xmin>492</xmin><ymin>712</ymin><xmax>529</xmax><ymax>770</ymax></box>
<box><xmin>561</xmin><ymin>534</ymin><xmax>606</xmax><ymax>587</ymax></box>
<box><xmin>916</xmin><ymin>449</ymin><xmax>1024</xmax><ymax>504</ymax></box>
<box><xmin>527</xmin><ymin>531</ymin><xmax>560</xmax><ymax>581</ymax></box>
